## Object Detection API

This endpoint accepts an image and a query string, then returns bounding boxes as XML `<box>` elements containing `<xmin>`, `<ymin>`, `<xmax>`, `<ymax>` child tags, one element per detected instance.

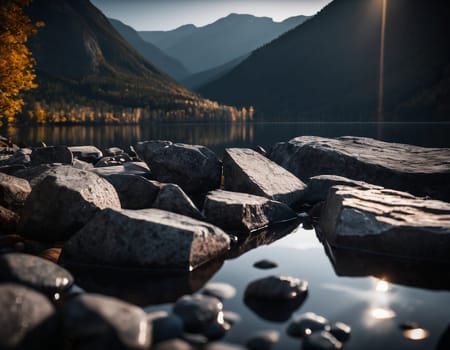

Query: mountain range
<box><xmin>200</xmin><ymin>0</ymin><xmax>450</xmax><ymax>121</ymax></box>
<box><xmin>139</xmin><ymin>13</ymin><xmax>309</xmax><ymax>73</ymax></box>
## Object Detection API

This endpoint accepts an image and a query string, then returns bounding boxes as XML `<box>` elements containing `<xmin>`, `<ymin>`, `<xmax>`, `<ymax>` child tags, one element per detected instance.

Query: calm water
<box><xmin>5</xmin><ymin>122</ymin><xmax>450</xmax><ymax>348</ymax></box>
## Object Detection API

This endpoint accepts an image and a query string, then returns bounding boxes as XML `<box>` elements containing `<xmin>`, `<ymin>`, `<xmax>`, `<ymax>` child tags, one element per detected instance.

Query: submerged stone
<box><xmin>330</xmin><ymin>322</ymin><xmax>351</xmax><ymax>342</ymax></box>
<box><xmin>201</xmin><ymin>282</ymin><xmax>237</xmax><ymax>301</ymax></box>
<box><xmin>253</xmin><ymin>259</ymin><xmax>278</xmax><ymax>269</ymax></box>
<box><xmin>302</xmin><ymin>331</ymin><xmax>343</xmax><ymax>350</ymax></box>
<box><xmin>287</xmin><ymin>312</ymin><xmax>331</xmax><ymax>338</ymax></box>
<box><xmin>245</xmin><ymin>275</ymin><xmax>308</xmax><ymax>300</ymax></box>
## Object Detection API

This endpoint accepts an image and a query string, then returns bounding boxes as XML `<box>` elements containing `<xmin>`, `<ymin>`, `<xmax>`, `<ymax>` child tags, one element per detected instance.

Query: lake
<box><xmin>3</xmin><ymin>121</ymin><xmax>450</xmax><ymax>349</ymax></box>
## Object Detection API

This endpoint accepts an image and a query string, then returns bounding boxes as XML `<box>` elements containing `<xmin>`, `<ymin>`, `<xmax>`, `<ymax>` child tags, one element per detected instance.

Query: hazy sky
<box><xmin>91</xmin><ymin>0</ymin><xmax>332</xmax><ymax>31</ymax></box>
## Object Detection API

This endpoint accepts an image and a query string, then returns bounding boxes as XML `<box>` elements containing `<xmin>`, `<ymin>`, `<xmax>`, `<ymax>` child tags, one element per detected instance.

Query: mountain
<box><xmin>109</xmin><ymin>18</ymin><xmax>190</xmax><ymax>81</ymax></box>
<box><xmin>199</xmin><ymin>0</ymin><xmax>450</xmax><ymax>121</ymax></box>
<box><xmin>139</xmin><ymin>13</ymin><xmax>309</xmax><ymax>73</ymax></box>
<box><xmin>182</xmin><ymin>54</ymin><xmax>249</xmax><ymax>90</ymax></box>
<box><xmin>22</xmin><ymin>0</ymin><xmax>242</xmax><ymax>123</ymax></box>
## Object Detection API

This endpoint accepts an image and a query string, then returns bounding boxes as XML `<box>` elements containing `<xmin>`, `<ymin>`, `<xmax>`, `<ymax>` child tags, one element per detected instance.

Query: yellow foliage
<box><xmin>0</xmin><ymin>0</ymin><xmax>43</xmax><ymax>125</ymax></box>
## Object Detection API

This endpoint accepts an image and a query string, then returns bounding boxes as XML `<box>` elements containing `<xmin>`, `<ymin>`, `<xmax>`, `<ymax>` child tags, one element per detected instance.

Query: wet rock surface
<box><xmin>245</xmin><ymin>275</ymin><xmax>308</xmax><ymax>300</ymax></box>
<box><xmin>223</xmin><ymin>148</ymin><xmax>306</xmax><ymax>207</ymax></box>
<box><xmin>0</xmin><ymin>173</ymin><xmax>31</xmax><ymax>210</ymax></box>
<box><xmin>302</xmin><ymin>331</ymin><xmax>343</xmax><ymax>350</ymax></box>
<box><xmin>330</xmin><ymin>322</ymin><xmax>351</xmax><ymax>342</ymax></box>
<box><xmin>287</xmin><ymin>312</ymin><xmax>331</xmax><ymax>338</ymax></box>
<box><xmin>154</xmin><ymin>183</ymin><xmax>204</xmax><ymax>220</ymax></box>
<box><xmin>19</xmin><ymin>166</ymin><xmax>121</xmax><ymax>241</ymax></box>
<box><xmin>135</xmin><ymin>141</ymin><xmax>222</xmax><ymax>194</ymax></box>
<box><xmin>203</xmin><ymin>190</ymin><xmax>297</xmax><ymax>232</ymax></box>
<box><xmin>0</xmin><ymin>253</ymin><xmax>73</xmax><ymax>296</ymax></box>
<box><xmin>60</xmin><ymin>208</ymin><xmax>230</xmax><ymax>271</ymax></box>
<box><xmin>0</xmin><ymin>283</ymin><xmax>60</xmax><ymax>350</ymax></box>
<box><xmin>62</xmin><ymin>293</ymin><xmax>151</xmax><ymax>350</ymax></box>
<box><xmin>201</xmin><ymin>282</ymin><xmax>236</xmax><ymax>301</ymax></box>
<box><xmin>269</xmin><ymin>136</ymin><xmax>450</xmax><ymax>201</ymax></box>
<box><xmin>150</xmin><ymin>313</ymin><xmax>184</xmax><ymax>344</ymax></box>
<box><xmin>319</xmin><ymin>185</ymin><xmax>450</xmax><ymax>261</ymax></box>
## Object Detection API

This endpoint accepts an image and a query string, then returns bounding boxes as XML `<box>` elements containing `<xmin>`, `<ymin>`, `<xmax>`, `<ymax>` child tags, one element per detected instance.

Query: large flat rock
<box><xmin>223</xmin><ymin>148</ymin><xmax>306</xmax><ymax>207</ymax></box>
<box><xmin>60</xmin><ymin>208</ymin><xmax>230</xmax><ymax>271</ymax></box>
<box><xmin>203</xmin><ymin>190</ymin><xmax>297</xmax><ymax>232</ymax></box>
<box><xmin>269</xmin><ymin>136</ymin><xmax>450</xmax><ymax>201</ymax></box>
<box><xmin>135</xmin><ymin>141</ymin><xmax>221</xmax><ymax>194</ymax></box>
<box><xmin>20</xmin><ymin>166</ymin><xmax>121</xmax><ymax>242</ymax></box>
<box><xmin>319</xmin><ymin>185</ymin><xmax>450</xmax><ymax>261</ymax></box>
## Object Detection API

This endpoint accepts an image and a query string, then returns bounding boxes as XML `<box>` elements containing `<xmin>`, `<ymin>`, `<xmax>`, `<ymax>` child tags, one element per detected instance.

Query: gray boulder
<box><xmin>269</xmin><ymin>136</ymin><xmax>450</xmax><ymax>201</ymax></box>
<box><xmin>153</xmin><ymin>183</ymin><xmax>204</xmax><ymax>220</ymax></box>
<box><xmin>68</xmin><ymin>145</ymin><xmax>103</xmax><ymax>163</ymax></box>
<box><xmin>90</xmin><ymin>162</ymin><xmax>150</xmax><ymax>177</ymax></box>
<box><xmin>223</xmin><ymin>148</ymin><xmax>306</xmax><ymax>207</ymax></box>
<box><xmin>60</xmin><ymin>208</ymin><xmax>230</xmax><ymax>271</ymax></box>
<box><xmin>62</xmin><ymin>293</ymin><xmax>151</xmax><ymax>350</ymax></box>
<box><xmin>12</xmin><ymin>164</ymin><xmax>56</xmax><ymax>187</ymax></box>
<box><xmin>319</xmin><ymin>185</ymin><xmax>450</xmax><ymax>261</ymax></box>
<box><xmin>20</xmin><ymin>166</ymin><xmax>121</xmax><ymax>242</ymax></box>
<box><xmin>203</xmin><ymin>190</ymin><xmax>297</xmax><ymax>232</ymax></box>
<box><xmin>0</xmin><ymin>253</ymin><xmax>73</xmax><ymax>296</ymax></box>
<box><xmin>0</xmin><ymin>173</ymin><xmax>31</xmax><ymax>210</ymax></box>
<box><xmin>31</xmin><ymin>146</ymin><xmax>73</xmax><ymax>166</ymax></box>
<box><xmin>0</xmin><ymin>283</ymin><xmax>60</xmax><ymax>350</ymax></box>
<box><xmin>135</xmin><ymin>141</ymin><xmax>221</xmax><ymax>194</ymax></box>
<box><xmin>102</xmin><ymin>174</ymin><xmax>161</xmax><ymax>209</ymax></box>
<box><xmin>72</xmin><ymin>159</ymin><xmax>94</xmax><ymax>170</ymax></box>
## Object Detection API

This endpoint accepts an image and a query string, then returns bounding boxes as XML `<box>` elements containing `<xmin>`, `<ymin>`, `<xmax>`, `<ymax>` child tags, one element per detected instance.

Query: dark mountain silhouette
<box><xmin>140</xmin><ymin>13</ymin><xmax>309</xmax><ymax>73</ymax></box>
<box><xmin>182</xmin><ymin>54</ymin><xmax>249</xmax><ymax>89</ymax></box>
<box><xmin>200</xmin><ymin>0</ymin><xmax>450</xmax><ymax>121</ymax></box>
<box><xmin>109</xmin><ymin>18</ymin><xmax>190</xmax><ymax>81</ymax></box>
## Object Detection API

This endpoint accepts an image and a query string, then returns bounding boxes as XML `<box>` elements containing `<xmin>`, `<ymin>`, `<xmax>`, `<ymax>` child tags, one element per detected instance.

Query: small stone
<box><xmin>153</xmin><ymin>339</ymin><xmax>194</xmax><ymax>350</ymax></box>
<box><xmin>203</xmin><ymin>319</ymin><xmax>231</xmax><ymax>340</ymax></box>
<box><xmin>204</xmin><ymin>342</ymin><xmax>246</xmax><ymax>350</ymax></box>
<box><xmin>330</xmin><ymin>322</ymin><xmax>351</xmax><ymax>342</ymax></box>
<box><xmin>246</xmin><ymin>330</ymin><xmax>280</xmax><ymax>350</ymax></box>
<box><xmin>302</xmin><ymin>331</ymin><xmax>343</xmax><ymax>350</ymax></box>
<box><xmin>223</xmin><ymin>311</ymin><xmax>241</xmax><ymax>325</ymax></box>
<box><xmin>104</xmin><ymin>147</ymin><xmax>125</xmax><ymax>157</ymax></box>
<box><xmin>0</xmin><ymin>253</ymin><xmax>74</xmax><ymax>296</ymax></box>
<box><xmin>68</xmin><ymin>145</ymin><xmax>103</xmax><ymax>163</ymax></box>
<box><xmin>287</xmin><ymin>312</ymin><xmax>331</xmax><ymax>338</ymax></box>
<box><xmin>245</xmin><ymin>275</ymin><xmax>308</xmax><ymax>300</ymax></box>
<box><xmin>253</xmin><ymin>259</ymin><xmax>278</xmax><ymax>269</ymax></box>
<box><xmin>151</xmin><ymin>313</ymin><xmax>184</xmax><ymax>343</ymax></box>
<box><xmin>201</xmin><ymin>282</ymin><xmax>237</xmax><ymax>300</ymax></box>
<box><xmin>173</xmin><ymin>294</ymin><xmax>223</xmax><ymax>333</ymax></box>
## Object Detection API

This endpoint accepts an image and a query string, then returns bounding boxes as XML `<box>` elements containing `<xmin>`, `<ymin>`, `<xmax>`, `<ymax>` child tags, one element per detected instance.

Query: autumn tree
<box><xmin>0</xmin><ymin>0</ymin><xmax>42</xmax><ymax>125</ymax></box>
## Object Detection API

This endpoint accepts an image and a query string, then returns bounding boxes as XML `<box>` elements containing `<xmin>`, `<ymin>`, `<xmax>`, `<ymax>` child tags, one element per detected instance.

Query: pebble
<box><xmin>202</xmin><ymin>282</ymin><xmax>237</xmax><ymax>300</ymax></box>
<box><xmin>302</xmin><ymin>331</ymin><xmax>343</xmax><ymax>350</ymax></box>
<box><xmin>245</xmin><ymin>275</ymin><xmax>308</xmax><ymax>300</ymax></box>
<box><xmin>151</xmin><ymin>313</ymin><xmax>184</xmax><ymax>343</ymax></box>
<box><xmin>246</xmin><ymin>330</ymin><xmax>281</xmax><ymax>350</ymax></box>
<box><xmin>287</xmin><ymin>312</ymin><xmax>331</xmax><ymax>338</ymax></box>
<box><xmin>152</xmin><ymin>339</ymin><xmax>194</xmax><ymax>350</ymax></box>
<box><xmin>223</xmin><ymin>311</ymin><xmax>242</xmax><ymax>325</ymax></box>
<box><xmin>253</xmin><ymin>259</ymin><xmax>278</xmax><ymax>269</ymax></box>
<box><xmin>330</xmin><ymin>322</ymin><xmax>351</xmax><ymax>342</ymax></box>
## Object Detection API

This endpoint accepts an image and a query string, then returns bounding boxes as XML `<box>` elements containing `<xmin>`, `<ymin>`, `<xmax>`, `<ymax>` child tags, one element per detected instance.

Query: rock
<box><xmin>72</xmin><ymin>158</ymin><xmax>94</xmax><ymax>170</ymax></box>
<box><xmin>102</xmin><ymin>174</ymin><xmax>161</xmax><ymax>209</ymax></box>
<box><xmin>90</xmin><ymin>162</ymin><xmax>151</xmax><ymax>177</ymax></box>
<box><xmin>104</xmin><ymin>147</ymin><xmax>126</xmax><ymax>157</ymax></box>
<box><xmin>62</xmin><ymin>293</ymin><xmax>151</xmax><ymax>350</ymax></box>
<box><xmin>269</xmin><ymin>136</ymin><xmax>450</xmax><ymax>201</ymax></box>
<box><xmin>0</xmin><ymin>173</ymin><xmax>31</xmax><ymax>210</ymax></box>
<box><xmin>20</xmin><ymin>166</ymin><xmax>121</xmax><ymax>242</ymax></box>
<box><xmin>60</xmin><ymin>208</ymin><xmax>230</xmax><ymax>271</ymax></box>
<box><xmin>203</xmin><ymin>319</ymin><xmax>231</xmax><ymax>340</ymax></box>
<box><xmin>12</xmin><ymin>164</ymin><xmax>56</xmax><ymax>187</ymax></box>
<box><xmin>39</xmin><ymin>248</ymin><xmax>62</xmax><ymax>264</ymax></box>
<box><xmin>135</xmin><ymin>140</ymin><xmax>221</xmax><ymax>194</ymax></box>
<box><xmin>302</xmin><ymin>331</ymin><xmax>343</xmax><ymax>350</ymax></box>
<box><xmin>31</xmin><ymin>146</ymin><xmax>73</xmax><ymax>166</ymax></box>
<box><xmin>246</xmin><ymin>330</ymin><xmax>280</xmax><ymax>350</ymax></box>
<box><xmin>204</xmin><ymin>342</ymin><xmax>246</xmax><ymax>350</ymax></box>
<box><xmin>318</xmin><ymin>185</ymin><xmax>450</xmax><ymax>261</ymax></box>
<box><xmin>0</xmin><ymin>234</ymin><xmax>24</xmax><ymax>253</ymax></box>
<box><xmin>153</xmin><ymin>183</ymin><xmax>204</xmax><ymax>220</ymax></box>
<box><xmin>0</xmin><ymin>164</ymin><xmax>26</xmax><ymax>175</ymax></box>
<box><xmin>68</xmin><ymin>145</ymin><xmax>103</xmax><ymax>163</ymax></box>
<box><xmin>95</xmin><ymin>154</ymin><xmax>132</xmax><ymax>167</ymax></box>
<box><xmin>201</xmin><ymin>282</ymin><xmax>236</xmax><ymax>300</ymax></box>
<box><xmin>150</xmin><ymin>313</ymin><xmax>184</xmax><ymax>344</ymax></box>
<box><xmin>301</xmin><ymin>175</ymin><xmax>383</xmax><ymax>204</ymax></box>
<box><xmin>223</xmin><ymin>311</ymin><xmax>241</xmax><ymax>325</ymax></box>
<box><xmin>245</xmin><ymin>275</ymin><xmax>308</xmax><ymax>300</ymax></box>
<box><xmin>0</xmin><ymin>253</ymin><xmax>73</xmax><ymax>296</ymax></box>
<box><xmin>153</xmin><ymin>339</ymin><xmax>194</xmax><ymax>350</ymax></box>
<box><xmin>0</xmin><ymin>205</ymin><xmax>20</xmax><ymax>234</ymax></box>
<box><xmin>0</xmin><ymin>283</ymin><xmax>60</xmax><ymax>350</ymax></box>
<box><xmin>203</xmin><ymin>190</ymin><xmax>297</xmax><ymax>232</ymax></box>
<box><xmin>1</xmin><ymin>148</ymin><xmax>31</xmax><ymax>166</ymax></box>
<box><xmin>253</xmin><ymin>259</ymin><xmax>278</xmax><ymax>269</ymax></box>
<box><xmin>330</xmin><ymin>322</ymin><xmax>351</xmax><ymax>342</ymax></box>
<box><xmin>172</xmin><ymin>294</ymin><xmax>223</xmax><ymax>333</ymax></box>
<box><xmin>223</xmin><ymin>148</ymin><xmax>306</xmax><ymax>207</ymax></box>
<box><xmin>287</xmin><ymin>312</ymin><xmax>331</xmax><ymax>338</ymax></box>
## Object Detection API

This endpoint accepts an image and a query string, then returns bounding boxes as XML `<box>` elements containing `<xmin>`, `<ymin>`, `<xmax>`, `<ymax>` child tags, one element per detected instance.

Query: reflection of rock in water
<box><xmin>322</xmin><ymin>239</ymin><xmax>450</xmax><ymax>290</ymax></box>
<box><xmin>71</xmin><ymin>258</ymin><xmax>223</xmax><ymax>306</ymax></box>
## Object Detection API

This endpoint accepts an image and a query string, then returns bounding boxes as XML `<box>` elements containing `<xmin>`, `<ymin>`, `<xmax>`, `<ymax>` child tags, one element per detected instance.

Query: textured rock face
<box><xmin>60</xmin><ymin>208</ymin><xmax>230</xmax><ymax>271</ymax></box>
<box><xmin>135</xmin><ymin>141</ymin><xmax>222</xmax><ymax>194</ymax></box>
<box><xmin>203</xmin><ymin>190</ymin><xmax>297</xmax><ymax>232</ymax></box>
<box><xmin>0</xmin><ymin>173</ymin><xmax>31</xmax><ymax>210</ymax></box>
<box><xmin>90</xmin><ymin>162</ymin><xmax>151</xmax><ymax>177</ymax></box>
<box><xmin>0</xmin><ymin>283</ymin><xmax>59</xmax><ymax>350</ymax></box>
<box><xmin>223</xmin><ymin>148</ymin><xmax>306</xmax><ymax>207</ymax></box>
<box><xmin>319</xmin><ymin>185</ymin><xmax>450</xmax><ymax>261</ymax></box>
<box><xmin>62</xmin><ymin>293</ymin><xmax>151</xmax><ymax>350</ymax></box>
<box><xmin>20</xmin><ymin>166</ymin><xmax>121</xmax><ymax>242</ymax></box>
<box><xmin>153</xmin><ymin>183</ymin><xmax>204</xmax><ymax>220</ymax></box>
<box><xmin>68</xmin><ymin>145</ymin><xmax>103</xmax><ymax>163</ymax></box>
<box><xmin>0</xmin><ymin>253</ymin><xmax>73</xmax><ymax>296</ymax></box>
<box><xmin>269</xmin><ymin>136</ymin><xmax>450</xmax><ymax>201</ymax></box>
<box><xmin>31</xmin><ymin>146</ymin><xmax>73</xmax><ymax>166</ymax></box>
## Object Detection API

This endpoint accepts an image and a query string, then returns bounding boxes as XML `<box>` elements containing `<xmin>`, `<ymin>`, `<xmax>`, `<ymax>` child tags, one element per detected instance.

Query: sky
<box><xmin>91</xmin><ymin>0</ymin><xmax>332</xmax><ymax>31</ymax></box>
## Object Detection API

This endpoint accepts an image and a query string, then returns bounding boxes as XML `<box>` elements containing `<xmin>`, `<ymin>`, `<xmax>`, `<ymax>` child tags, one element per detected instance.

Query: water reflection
<box><xmin>402</xmin><ymin>327</ymin><xmax>430</xmax><ymax>341</ymax></box>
